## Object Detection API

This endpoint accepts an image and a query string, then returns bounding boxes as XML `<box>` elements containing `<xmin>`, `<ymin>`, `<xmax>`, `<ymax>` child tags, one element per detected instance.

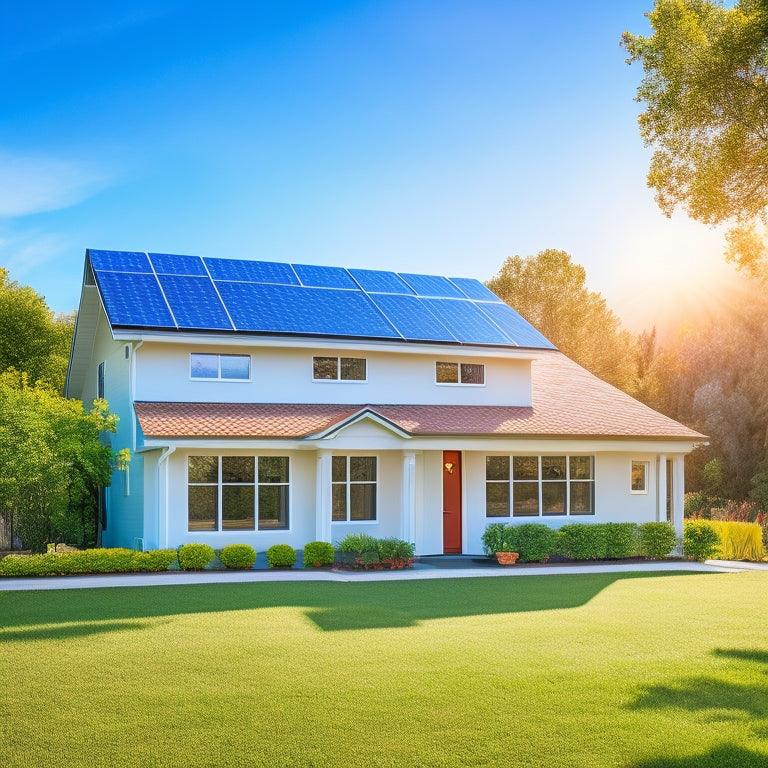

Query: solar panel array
<box><xmin>87</xmin><ymin>249</ymin><xmax>555</xmax><ymax>349</ymax></box>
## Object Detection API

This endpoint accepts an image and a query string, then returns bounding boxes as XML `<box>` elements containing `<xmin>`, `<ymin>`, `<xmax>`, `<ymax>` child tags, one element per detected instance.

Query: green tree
<box><xmin>486</xmin><ymin>249</ymin><xmax>635</xmax><ymax>390</ymax></box>
<box><xmin>0</xmin><ymin>268</ymin><xmax>75</xmax><ymax>392</ymax></box>
<box><xmin>0</xmin><ymin>371</ymin><xmax>118</xmax><ymax>551</ymax></box>
<box><xmin>622</xmin><ymin>0</ymin><xmax>768</xmax><ymax>275</ymax></box>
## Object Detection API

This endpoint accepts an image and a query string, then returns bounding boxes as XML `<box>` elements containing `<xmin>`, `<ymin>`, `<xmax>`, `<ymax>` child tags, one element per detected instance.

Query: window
<box><xmin>188</xmin><ymin>456</ymin><xmax>289</xmax><ymax>531</ymax></box>
<box><xmin>97</xmin><ymin>362</ymin><xmax>105</xmax><ymax>399</ymax></box>
<box><xmin>631</xmin><ymin>461</ymin><xmax>649</xmax><ymax>494</ymax></box>
<box><xmin>331</xmin><ymin>456</ymin><xmax>377</xmax><ymax>521</ymax></box>
<box><xmin>313</xmin><ymin>356</ymin><xmax>366</xmax><ymax>381</ymax></box>
<box><xmin>436</xmin><ymin>362</ymin><xmax>485</xmax><ymax>385</ymax></box>
<box><xmin>190</xmin><ymin>353</ymin><xmax>250</xmax><ymax>380</ymax></box>
<box><xmin>485</xmin><ymin>455</ymin><xmax>595</xmax><ymax>517</ymax></box>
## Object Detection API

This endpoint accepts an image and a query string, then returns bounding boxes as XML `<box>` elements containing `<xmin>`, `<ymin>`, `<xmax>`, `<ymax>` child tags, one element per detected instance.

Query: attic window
<box><xmin>313</xmin><ymin>356</ymin><xmax>366</xmax><ymax>381</ymax></box>
<box><xmin>436</xmin><ymin>362</ymin><xmax>484</xmax><ymax>385</ymax></box>
<box><xmin>190</xmin><ymin>353</ymin><xmax>250</xmax><ymax>381</ymax></box>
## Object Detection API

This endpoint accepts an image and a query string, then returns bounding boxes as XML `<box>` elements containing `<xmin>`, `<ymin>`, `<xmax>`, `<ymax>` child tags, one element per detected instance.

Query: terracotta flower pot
<box><xmin>496</xmin><ymin>551</ymin><xmax>519</xmax><ymax>565</ymax></box>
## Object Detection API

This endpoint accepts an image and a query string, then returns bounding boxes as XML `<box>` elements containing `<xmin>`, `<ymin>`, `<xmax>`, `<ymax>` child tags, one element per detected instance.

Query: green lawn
<box><xmin>1</xmin><ymin>571</ymin><xmax>767</xmax><ymax>768</ymax></box>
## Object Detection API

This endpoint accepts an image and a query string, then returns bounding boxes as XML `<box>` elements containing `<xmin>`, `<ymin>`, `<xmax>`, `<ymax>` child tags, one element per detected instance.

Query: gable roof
<box><xmin>82</xmin><ymin>249</ymin><xmax>555</xmax><ymax>350</ymax></box>
<box><xmin>134</xmin><ymin>351</ymin><xmax>705</xmax><ymax>441</ymax></box>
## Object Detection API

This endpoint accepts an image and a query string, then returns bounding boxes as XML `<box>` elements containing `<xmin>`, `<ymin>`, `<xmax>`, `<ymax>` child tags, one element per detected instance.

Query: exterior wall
<box><xmin>133</xmin><ymin>342</ymin><xmax>532</xmax><ymax>406</ymax></box>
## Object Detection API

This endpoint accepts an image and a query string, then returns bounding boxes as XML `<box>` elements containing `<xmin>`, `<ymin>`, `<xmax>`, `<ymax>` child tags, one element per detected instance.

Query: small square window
<box><xmin>631</xmin><ymin>461</ymin><xmax>649</xmax><ymax>493</ymax></box>
<box><xmin>436</xmin><ymin>362</ymin><xmax>459</xmax><ymax>383</ymax></box>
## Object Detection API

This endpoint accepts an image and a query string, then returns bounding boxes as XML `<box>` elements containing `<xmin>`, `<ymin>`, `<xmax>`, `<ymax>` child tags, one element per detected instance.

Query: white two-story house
<box><xmin>65</xmin><ymin>249</ymin><xmax>703</xmax><ymax>555</ymax></box>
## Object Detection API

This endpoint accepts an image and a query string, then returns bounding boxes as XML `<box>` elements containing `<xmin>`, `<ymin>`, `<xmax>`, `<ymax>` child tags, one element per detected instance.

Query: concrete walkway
<box><xmin>0</xmin><ymin>558</ymin><xmax>760</xmax><ymax>592</ymax></box>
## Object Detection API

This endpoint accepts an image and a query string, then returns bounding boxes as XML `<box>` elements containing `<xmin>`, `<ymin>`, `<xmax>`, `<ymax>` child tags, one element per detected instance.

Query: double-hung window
<box><xmin>190</xmin><ymin>353</ymin><xmax>250</xmax><ymax>380</ymax></box>
<box><xmin>187</xmin><ymin>456</ymin><xmax>289</xmax><ymax>531</ymax></box>
<box><xmin>485</xmin><ymin>455</ymin><xmax>595</xmax><ymax>517</ymax></box>
<box><xmin>331</xmin><ymin>456</ymin><xmax>377</xmax><ymax>521</ymax></box>
<box><xmin>435</xmin><ymin>362</ymin><xmax>484</xmax><ymax>385</ymax></box>
<box><xmin>313</xmin><ymin>356</ymin><xmax>366</xmax><ymax>381</ymax></box>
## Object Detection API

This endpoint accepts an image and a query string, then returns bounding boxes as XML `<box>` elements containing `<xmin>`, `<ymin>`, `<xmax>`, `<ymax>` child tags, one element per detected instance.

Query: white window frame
<box><xmin>435</xmin><ymin>361</ymin><xmax>486</xmax><ymax>387</ymax></box>
<box><xmin>484</xmin><ymin>455</ymin><xmax>595</xmax><ymax>518</ymax></box>
<box><xmin>187</xmin><ymin>455</ymin><xmax>290</xmax><ymax>532</ymax></box>
<box><xmin>331</xmin><ymin>455</ymin><xmax>378</xmax><ymax>523</ymax></box>
<box><xmin>189</xmin><ymin>353</ymin><xmax>251</xmax><ymax>382</ymax></box>
<box><xmin>312</xmin><ymin>356</ymin><xmax>367</xmax><ymax>383</ymax></box>
<box><xmin>631</xmin><ymin>460</ymin><xmax>650</xmax><ymax>494</ymax></box>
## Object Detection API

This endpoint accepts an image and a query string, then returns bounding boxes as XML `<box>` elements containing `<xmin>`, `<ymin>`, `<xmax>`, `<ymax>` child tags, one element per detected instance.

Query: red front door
<box><xmin>443</xmin><ymin>450</ymin><xmax>462</xmax><ymax>553</ymax></box>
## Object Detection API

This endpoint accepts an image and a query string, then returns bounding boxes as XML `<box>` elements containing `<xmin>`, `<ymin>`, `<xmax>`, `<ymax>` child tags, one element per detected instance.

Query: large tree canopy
<box><xmin>0</xmin><ymin>268</ymin><xmax>75</xmax><ymax>392</ymax></box>
<box><xmin>486</xmin><ymin>249</ymin><xmax>635</xmax><ymax>390</ymax></box>
<box><xmin>622</xmin><ymin>0</ymin><xmax>768</xmax><ymax>275</ymax></box>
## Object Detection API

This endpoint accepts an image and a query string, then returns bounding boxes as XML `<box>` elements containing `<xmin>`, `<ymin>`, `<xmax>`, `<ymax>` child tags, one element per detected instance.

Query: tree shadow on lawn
<box><xmin>625</xmin><ymin>647</ymin><xmax>768</xmax><ymax>767</ymax></box>
<box><xmin>0</xmin><ymin>570</ymin><xmax>712</xmax><ymax>640</ymax></box>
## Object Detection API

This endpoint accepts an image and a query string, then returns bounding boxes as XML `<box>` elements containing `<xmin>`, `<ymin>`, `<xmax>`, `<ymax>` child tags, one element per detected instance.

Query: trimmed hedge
<box><xmin>177</xmin><ymin>543</ymin><xmax>215</xmax><ymax>570</ymax></box>
<box><xmin>303</xmin><ymin>541</ymin><xmax>335</xmax><ymax>568</ymax></box>
<box><xmin>604</xmin><ymin>523</ymin><xmax>640</xmax><ymax>559</ymax></box>
<box><xmin>335</xmin><ymin>534</ymin><xmax>415</xmax><ymax>568</ymax></box>
<box><xmin>683</xmin><ymin>520</ymin><xmax>721</xmax><ymax>561</ymax></box>
<box><xmin>266</xmin><ymin>544</ymin><xmax>297</xmax><ymax>568</ymax></box>
<box><xmin>0</xmin><ymin>548</ymin><xmax>177</xmax><ymax>577</ymax></box>
<box><xmin>638</xmin><ymin>522</ymin><xmax>677</xmax><ymax>559</ymax></box>
<box><xmin>515</xmin><ymin>524</ymin><xmax>559</xmax><ymax>563</ymax></box>
<box><xmin>220</xmin><ymin>544</ymin><xmax>257</xmax><ymax>569</ymax></box>
<box><xmin>556</xmin><ymin>524</ymin><xmax>608</xmax><ymax>561</ymax></box>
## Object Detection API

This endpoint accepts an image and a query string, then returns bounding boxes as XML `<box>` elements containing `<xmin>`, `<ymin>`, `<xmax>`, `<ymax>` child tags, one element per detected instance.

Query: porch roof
<box><xmin>134</xmin><ymin>352</ymin><xmax>705</xmax><ymax>441</ymax></box>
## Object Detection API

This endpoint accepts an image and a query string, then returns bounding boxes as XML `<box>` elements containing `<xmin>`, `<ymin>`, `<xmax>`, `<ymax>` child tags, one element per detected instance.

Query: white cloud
<box><xmin>0</xmin><ymin>152</ymin><xmax>111</xmax><ymax>218</ymax></box>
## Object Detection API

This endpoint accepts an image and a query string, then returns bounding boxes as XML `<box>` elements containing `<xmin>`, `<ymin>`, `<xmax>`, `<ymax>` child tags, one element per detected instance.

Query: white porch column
<box><xmin>657</xmin><ymin>454</ymin><xmax>667</xmax><ymax>523</ymax></box>
<box><xmin>673</xmin><ymin>455</ymin><xmax>685</xmax><ymax>538</ymax></box>
<box><xmin>401</xmin><ymin>451</ymin><xmax>417</xmax><ymax>544</ymax></box>
<box><xmin>316</xmin><ymin>450</ymin><xmax>333</xmax><ymax>543</ymax></box>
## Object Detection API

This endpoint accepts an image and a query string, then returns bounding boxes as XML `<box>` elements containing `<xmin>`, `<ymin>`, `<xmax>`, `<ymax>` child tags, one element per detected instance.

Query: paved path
<box><xmin>0</xmin><ymin>558</ymin><xmax>760</xmax><ymax>592</ymax></box>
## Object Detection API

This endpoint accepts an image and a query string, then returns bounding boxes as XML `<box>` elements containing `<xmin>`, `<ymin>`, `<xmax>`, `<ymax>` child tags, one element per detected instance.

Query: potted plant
<box><xmin>481</xmin><ymin>523</ymin><xmax>519</xmax><ymax>565</ymax></box>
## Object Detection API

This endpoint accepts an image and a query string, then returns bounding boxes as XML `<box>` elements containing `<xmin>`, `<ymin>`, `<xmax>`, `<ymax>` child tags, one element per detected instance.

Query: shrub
<box><xmin>683</xmin><ymin>520</ymin><xmax>721</xmax><ymax>561</ymax></box>
<box><xmin>514</xmin><ymin>524</ymin><xmax>558</xmax><ymax>563</ymax></box>
<box><xmin>177</xmin><ymin>543</ymin><xmax>215</xmax><ymax>570</ymax></box>
<box><xmin>556</xmin><ymin>524</ymin><xmax>607</xmax><ymax>560</ymax></box>
<box><xmin>604</xmin><ymin>523</ymin><xmax>640</xmax><ymax>559</ymax></box>
<box><xmin>303</xmin><ymin>541</ymin><xmax>335</xmax><ymax>568</ymax></box>
<box><xmin>220</xmin><ymin>544</ymin><xmax>257</xmax><ymax>569</ymax></box>
<box><xmin>266</xmin><ymin>544</ymin><xmax>297</xmax><ymax>568</ymax></box>
<box><xmin>711</xmin><ymin>521</ymin><xmax>764</xmax><ymax>561</ymax></box>
<box><xmin>0</xmin><ymin>548</ymin><xmax>177</xmax><ymax>576</ymax></box>
<box><xmin>638</xmin><ymin>522</ymin><xmax>677</xmax><ymax>559</ymax></box>
<box><xmin>336</xmin><ymin>533</ymin><xmax>379</xmax><ymax>555</ymax></box>
<box><xmin>481</xmin><ymin>523</ymin><xmax>518</xmax><ymax>555</ymax></box>
<box><xmin>377</xmin><ymin>538</ymin><xmax>415</xmax><ymax>561</ymax></box>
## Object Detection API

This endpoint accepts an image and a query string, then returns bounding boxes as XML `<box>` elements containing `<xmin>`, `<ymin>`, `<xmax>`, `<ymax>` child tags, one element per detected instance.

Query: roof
<box><xmin>134</xmin><ymin>351</ymin><xmax>705</xmax><ymax>441</ymax></box>
<box><xmin>83</xmin><ymin>249</ymin><xmax>554</xmax><ymax>349</ymax></box>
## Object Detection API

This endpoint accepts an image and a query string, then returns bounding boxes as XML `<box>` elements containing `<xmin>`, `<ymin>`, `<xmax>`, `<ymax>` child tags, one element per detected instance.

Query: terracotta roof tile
<box><xmin>134</xmin><ymin>351</ymin><xmax>704</xmax><ymax>441</ymax></box>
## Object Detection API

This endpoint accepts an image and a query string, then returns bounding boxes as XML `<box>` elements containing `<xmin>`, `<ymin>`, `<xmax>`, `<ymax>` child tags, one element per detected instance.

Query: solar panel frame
<box><xmin>158</xmin><ymin>275</ymin><xmax>234</xmax><ymax>330</ymax></box>
<box><xmin>419</xmin><ymin>298</ymin><xmax>512</xmax><ymax>345</ymax></box>
<box><xmin>449</xmin><ymin>277</ymin><xmax>503</xmax><ymax>303</ymax></box>
<box><xmin>474</xmin><ymin>301</ymin><xmax>556</xmax><ymax>349</ymax></box>
<box><xmin>89</xmin><ymin>250</ymin><xmax>152</xmax><ymax>273</ymax></box>
<box><xmin>204</xmin><ymin>257</ymin><xmax>300</xmax><ymax>285</ymax></box>
<box><xmin>399</xmin><ymin>272</ymin><xmax>465</xmax><ymax>298</ymax></box>
<box><xmin>149</xmin><ymin>253</ymin><xmax>208</xmax><ymax>276</ymax></box>
<box><xmin>94</xmin><ymin>271</ymin><xmax>176</xmax><ymax>328</ymax></box>
<box><xmin>367</xmin><ymin>293</ymin><xmax>458</xmax><ymax>342</ymax></box>
<box><xmin>292</xmin><ymin>263</ymin><xmax>358</xmax><ymax>289</ymax></box>
<box><xmin>348</xmin><ymin>268</ymin><xmax>416</xmax><ymax>295</ymax></box>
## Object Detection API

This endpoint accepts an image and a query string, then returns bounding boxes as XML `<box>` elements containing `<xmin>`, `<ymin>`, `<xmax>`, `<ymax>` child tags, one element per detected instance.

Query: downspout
<box><xmin>156</xmin><ymin>445</ymin><xmax>176</xmax><ymax>549</ymax></box>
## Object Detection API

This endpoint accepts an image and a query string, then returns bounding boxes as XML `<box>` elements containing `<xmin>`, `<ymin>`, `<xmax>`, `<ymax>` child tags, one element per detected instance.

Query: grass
<box><xmin>1</xmin><ymin>571</ymin><xmax>767</xmax><ymax>768</ymax></box>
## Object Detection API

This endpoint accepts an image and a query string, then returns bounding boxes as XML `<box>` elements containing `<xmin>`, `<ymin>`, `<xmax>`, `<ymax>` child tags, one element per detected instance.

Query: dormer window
<box><xmin>313</xmin><ymin>356</ymin><xmax>366</xmax><ymax>381</ymax></box>
<box><xmin>191</xmin><ymin>353</ymin><xmax>250</xmax><ymax>381</ymax></box>
<box><xmin>436</xmin><ymin>362</ymin><xmax>484</xmax><ymax>385</ymax></box>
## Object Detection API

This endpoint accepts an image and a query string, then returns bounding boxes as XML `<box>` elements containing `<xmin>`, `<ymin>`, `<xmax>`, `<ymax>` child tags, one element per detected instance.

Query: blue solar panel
<box><xmin>95</xmin><ymin>271</ymin><xmax>175</xmax><ymax>328</ymax></box>
<box><xmin>216</xmin><ymin>281</ymin><xmax>400</xmax><ymax>338</ymax></box>
<box><xmin>449</xmin><ymin>277</ymin><xmax>503</xmax><ymax>303</ymax></box>
<box><xmin>367</xmin><ymin>294</ymin><xmax>456</xmax><ymax>342</ymax></box>
<box><xmin>204</xmin><ymin>257</ymin><xmax>299</xmax><ymax>285</ymax></box>
<box><xmin>399</xmin><ymin>273</ymin><xmax>465</xmax><ymax>298</ymax></box>
<box><xmin>474</xmin><ymin>302</ymin><xmax>555</xmax><ymax>348</ymax></box>
<box><xmin>292</xmin><ymin>263</ymin><xmax>358</xmax><ymax>289</ymax></box>
<box><xmin>348</xmin><ymin>268</ymin><xmax>415</xmax><ymax>294</ymax></box>
<box><xmin>420</xmin><ymin>298</ymin><xmax>511</xmax><ymax>345</ymax></box>
<box><xmin>150</xmin><ymin>253</ymin><xmax>207</xmax><ymax>276</ymax></box>
<box><xmin>90</xmin><ymin>250</ymin><xmax>152</xmax><ymax>273</ymax></box>
<box><xmin>158</xmin><ymin>275</ymin><xmax>233</xmax><ymax>330</ymax></box>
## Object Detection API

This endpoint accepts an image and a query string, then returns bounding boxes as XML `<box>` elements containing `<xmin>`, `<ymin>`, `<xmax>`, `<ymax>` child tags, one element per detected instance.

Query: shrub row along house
<box><xmin>65</xmin><ymin>249</ymin><xmax>703</xmax><ymax>555</ymax></box>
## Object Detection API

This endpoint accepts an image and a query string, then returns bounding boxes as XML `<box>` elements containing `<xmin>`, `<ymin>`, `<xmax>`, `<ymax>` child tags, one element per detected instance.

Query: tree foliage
<box><xmin>486</xmin><ymin>249</ymin><xmax>635</xmax><ymax>390</ymax></box>
<box><xmin>0</xmin><ymin>267</ymin><xmax>75</xmax><ymax>392</ymax></box>
<box><xmin>0</xmin><ymin>371</ymin><xmax>117</xmax><ymax>552</ymax></box>
<box><xmin>622</xmin><ymin>0</ymin><xmax>768</xmax><ymax>274</ymax></box>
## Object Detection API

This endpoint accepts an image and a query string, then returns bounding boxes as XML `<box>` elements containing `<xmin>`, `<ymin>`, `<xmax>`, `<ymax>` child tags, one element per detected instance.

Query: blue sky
<box><xmin>0</xmin><ymin>1</ymin><xmax>735</xmax><ymax>329</ymax></box>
